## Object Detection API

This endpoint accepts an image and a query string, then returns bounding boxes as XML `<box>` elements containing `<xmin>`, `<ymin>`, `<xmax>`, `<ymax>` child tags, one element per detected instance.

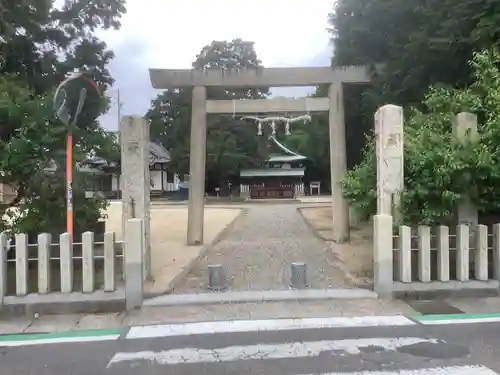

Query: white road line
<box><xmin>0</xmin><ymin>334</ymin><xmax>121</xmax><ymax>347</ymax></box>
<box><xmin>107</xmin><ymin>337</ymin><xmax>437</xmax><ymax>366</ymax></box>
<box><xmin>301</xmin><ymin>366</ymin><xmax>499</xmax><ymax>374</ymax></box>
<box><xmin>419</xmin><ymin>317</ymin><xmax>500</xmax><ymax>325</ymax></box>
<box><xmin>126</xmin><ymin>316</ymin><xmax>415</xmax><ymax>339</ymax></box>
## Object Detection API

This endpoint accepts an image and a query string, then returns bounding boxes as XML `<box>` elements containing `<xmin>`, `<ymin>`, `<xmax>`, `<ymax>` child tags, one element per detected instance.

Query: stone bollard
<box><xmin>208</xmin><ymin>264</ymin><xmax>226</xmax><ymax>291</ymax></box>
<box><xmin>290</xmin><ymin>262</ymin><xmax>308</xmax><ymax>289</ymax></box>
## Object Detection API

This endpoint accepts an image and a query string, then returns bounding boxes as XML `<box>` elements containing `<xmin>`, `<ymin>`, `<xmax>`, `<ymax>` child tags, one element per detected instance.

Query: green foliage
<box><xmin>280</xmin><ymin>113</ymin><xmax>331</xmax><ymax>187</ymax></box>
<box><xmin>328</xmin><ymin>0</ymin><xmax>500</xmax><ymax>177</ymax></box>
<box><xmin>146</xmin><ymin>39</ymin><xmax>270</xmax><ymax>192</ymax></box>
<box><xmin>330</xmin><ymin>0</ymin><xmax>500</xmax><ymax>108</ymax></box>
<box><xmin>0</xmin><ymin>0</ymin><xmax>124</xmax><ymax>235</ymax></box>
<box><xmin>342</xmin><ymin>50</ymin><xmax>500</xmax><ymax>225</ymax></box>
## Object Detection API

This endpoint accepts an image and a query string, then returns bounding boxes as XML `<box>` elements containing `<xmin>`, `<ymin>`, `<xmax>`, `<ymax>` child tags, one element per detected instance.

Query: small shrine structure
<box><xmin>239</xmin><ymin>136</ymin><xmax>306</xmax><ymax>199</ymax></box>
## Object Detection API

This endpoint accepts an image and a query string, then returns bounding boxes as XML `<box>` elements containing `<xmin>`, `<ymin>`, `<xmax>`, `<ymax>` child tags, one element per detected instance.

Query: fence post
<box><xmin>15</xmin><ymin>233</ymin><xmax>28</xmax><ymax>296</ymax></box>
<box><xmin>103</xmin><ymin>232</ymin><xmax>116</xmax><ymax>292</ymax></box>
<box><xmin>493</xmin><ymin>224</ymin><xmax>500</xmax><ymax>282</ymax></box>
<box><xmin>456</xmin><ymin>224</ymin><xmax>470</xmax><ymax>281</ymax></box>
<box><xmin>373</xmin><ymin>214</ymin><xmax>393</xmax><ymax>296</ymax></box>
<box><xmin>38</xmin><ymin>233</ymin><xmax>52</xmax><ymax>294</ymax></box>
<box><xmin>82</xmin><ymin>231</ymin><xmax>95</xmax><ymax>293</ymax></box>
<box><xmin>437</xmin><ymin>225</ymin><xmax>450</xmax><ymax>282</ymax></box>
<box><xmin>475</xmin><ymin>224</ymin><xmax>488</xmax><ymax>281</ymax></box>
<box><xmin>125</xmin><ymin>218</ymin><xmax>144</xmax><ymax>310</ymax></box>
<box><xmin>418</xmin><ymin>226</ymin><xmax>431</xmax><ymax>282</ymax></box>
<box><xmin>0</xmin><ymin>233</ymin><xmax>7</xmax><ymax>304</ymax></box>
<box><xmin>398</xmin><ymin>226</ymin><xmax>411</xmax><ymax>282</ymax></box>
<box><xmin>60</xmin><ymin>233</ymin><xmax>73</xmax><ymax>293</ymax></box>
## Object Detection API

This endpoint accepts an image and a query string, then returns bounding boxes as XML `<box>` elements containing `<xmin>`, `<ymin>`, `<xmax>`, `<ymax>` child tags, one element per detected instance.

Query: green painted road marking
<box><xmin>415</xmin><ymin>313</ymin><xmax>500</xmax><ymax>324</ymax></box>
<box><xmin>0</xmin><ymin>328</ymin><xmax>122</xmax><ymax>346</ymax></box>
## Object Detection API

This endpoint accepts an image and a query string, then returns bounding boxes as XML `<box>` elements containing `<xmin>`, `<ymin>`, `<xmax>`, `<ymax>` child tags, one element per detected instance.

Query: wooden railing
<box><xmin>373</xmin><ymin>214</ymin><xmax>500</xmax><ymax>295</ymax></box>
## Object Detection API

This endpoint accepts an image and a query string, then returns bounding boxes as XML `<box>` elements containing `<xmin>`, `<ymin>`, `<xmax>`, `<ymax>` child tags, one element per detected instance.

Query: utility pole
<box><xmin>116</xmin><ymin>89</ymin><xmax>121</xmax><ymax>129</ymax></box>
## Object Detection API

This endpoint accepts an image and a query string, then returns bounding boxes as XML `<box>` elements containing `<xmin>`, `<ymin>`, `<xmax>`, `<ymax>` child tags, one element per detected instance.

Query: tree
<box><xmin>279</xmin><ymin>83</ymin><xmax>370</xmax><ymax>192</ymax></box>
<box><xmin>327</xmin><ymin>0</ymin><xmax>500</xmax><ymax>203</ymax></box>
<box><xmin>280</xmin><ymin>113</ymin><xmax>330</xmax><ymax>188</ymax></box>
<box><xmin>147</xmin><ymin>88</ymin><xmax>192</xmax><ymax>174</ymax></box>
<box><xmin>330</xmin><ymin>0</ymin><xmax>500</xmax><ymax>108</ymax></box>
<box><xmin>342</xmin><ymin>50</ymin><xmax>500</xmax><ymax>225</ymax></box>
<box><xmin>147</xmin><ymin>39</ymin><xmax>270</xmax><ymax>194</ymax></box>
<box><xmin>0</xmin><ymin>0</ymin><xmax>125</xmax><ymax>236</ymax></box>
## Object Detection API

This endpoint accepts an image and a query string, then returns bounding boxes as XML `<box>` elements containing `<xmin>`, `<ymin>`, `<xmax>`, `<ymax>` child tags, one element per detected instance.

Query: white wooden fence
<box><xmin>0</xmin><ymin>230</ymin><xmax>122</xmax><ymax>299</ymax></box>
<box><xmin>374</xmin><ymin>214</ymin><xmax>500</xmax><ymax>295</ymax></box>
<box><xmin>239</xmin><ymin>183</ymin><xmax>305</xmax><ymax>196</ymax></box>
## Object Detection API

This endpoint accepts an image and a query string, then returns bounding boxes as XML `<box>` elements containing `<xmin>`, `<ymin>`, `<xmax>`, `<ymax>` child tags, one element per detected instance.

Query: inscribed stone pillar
<box><xmin>187</xmin><ymin>86</ymin><xmax>207</xmax><ymax>245</ymax></box>
<box><xmin>375</xmin><ymin>104</ymin><xmax>404</xmax><ymax>218</ymax></box>
<box><xmin>453</xmin><ymin>112</ymin><xmax>478</xmax><ymax>233</ymax></box>
<box><xmin>120</xmin><ymin>116</ymin><xmax>151</xmax><ymax>279</ymax></box>
<box><xmin>328</xmin><ymin>83</ymin><xmax>350</xmax><ymax>243</ymax></box>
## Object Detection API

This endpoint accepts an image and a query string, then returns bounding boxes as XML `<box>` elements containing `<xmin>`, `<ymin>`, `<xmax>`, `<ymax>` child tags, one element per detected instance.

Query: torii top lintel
<box><xmin>149</xmin><ymin>65</ymin><xmax>380</xmax><ymax>89</ymax></box>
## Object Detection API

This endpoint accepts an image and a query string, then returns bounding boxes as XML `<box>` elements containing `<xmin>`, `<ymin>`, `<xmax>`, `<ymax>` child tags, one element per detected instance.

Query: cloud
<box><xmin>271</xmin><ymin>49</ymin><xmax>333</xmax><ymax>98</ymax></box>
<box><xmin>99</xmin><ymin>37</ymin><xmax>156</xmax><ymax>130</ymax></box>
<box><xmin>99</xmin><ymin>0</ymin><xmax>335</xmax><ymax>130</ymax></box>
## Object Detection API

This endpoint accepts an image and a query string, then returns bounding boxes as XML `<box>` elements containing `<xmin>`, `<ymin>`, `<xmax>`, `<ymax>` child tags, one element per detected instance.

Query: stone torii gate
<box><xmin>148</xmin><ymin>65</ymin><xmax>373</xmax><ymax>245</ymax></box>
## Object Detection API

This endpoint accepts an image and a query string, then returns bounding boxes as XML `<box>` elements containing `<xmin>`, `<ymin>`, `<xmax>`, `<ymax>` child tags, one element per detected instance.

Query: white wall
<box><xmin>151</xmin><ymin>170</ymin><xmax>162</xmax><ymax>190</ymax></box>
<box><xmin>112</xmin><ymin>172</ymin><xmax>180</xmax><ymax>192</ymax></box>
<box><xmin>112</xmin><ymin>175</ymin><xmax>119</xmax><ymax>191</ymax></box>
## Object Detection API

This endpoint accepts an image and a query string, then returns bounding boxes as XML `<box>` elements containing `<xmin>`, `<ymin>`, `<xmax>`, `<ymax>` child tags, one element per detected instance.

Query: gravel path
<box><xmin>173</xmin><ymin>204</ymin><xmax>349</xmax><ymax>293</ymax></box>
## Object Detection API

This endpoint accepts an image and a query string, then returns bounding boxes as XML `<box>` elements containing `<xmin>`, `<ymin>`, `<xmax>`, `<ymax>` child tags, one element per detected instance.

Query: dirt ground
<box><xmin>105</xmin><ymin>202</ymin><xmax>242</xmax><ymax>294</ymax></box>
<box><xmin>299</xmin><ymin>206</ymin><xmax>374</xmax><ymax>287</ymax></box>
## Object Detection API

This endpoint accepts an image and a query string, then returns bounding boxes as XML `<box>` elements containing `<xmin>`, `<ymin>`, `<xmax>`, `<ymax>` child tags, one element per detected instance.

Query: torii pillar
<box><xmin>329</xmin><ymin>82</ymin><xmax>349</xmax><ymax>243</ymax></box>
<box><xmin>187</xmin><ymin>86</ymin><xmax>207</xmax><ymax>245</ymax></box>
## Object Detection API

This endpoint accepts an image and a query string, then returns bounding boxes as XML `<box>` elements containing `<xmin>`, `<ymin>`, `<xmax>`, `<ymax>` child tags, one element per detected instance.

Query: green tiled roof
<box><xmin>240</xmin><ymin>168</ymin><xmax>305</xmax><ymax>178</ymax></box>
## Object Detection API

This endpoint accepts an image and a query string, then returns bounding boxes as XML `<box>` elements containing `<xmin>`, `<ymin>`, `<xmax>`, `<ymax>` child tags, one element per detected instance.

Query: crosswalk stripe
<box><xmin>107</xmin><ymin>337</ymin><xmax>438</xmax><ymax>367</ymax></box>
<box><xmin>301</xmin><ymin>366</ymin><xmax>499</xmax><ymax>374</ymax></box>
<box><xmin>418</xmin><ymin>317</ymin><xmax>500</xmax><ymax>325</ymax></box>
<box><xmin>126</xmin><ymin>316</ymin><xmax>415</xmax><ymax>339</ymax></box>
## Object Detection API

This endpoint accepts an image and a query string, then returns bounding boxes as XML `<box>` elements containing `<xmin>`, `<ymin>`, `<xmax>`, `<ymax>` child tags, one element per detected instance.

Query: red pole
<box><xmin>66</xmin><ymin>133</ymin><xmax>73</xmax><ymax>237</ymax></box>
<box><xmin>57</xmin><ymin>73</ymin><xmax>98</xmax><ymax>238</ymax></box>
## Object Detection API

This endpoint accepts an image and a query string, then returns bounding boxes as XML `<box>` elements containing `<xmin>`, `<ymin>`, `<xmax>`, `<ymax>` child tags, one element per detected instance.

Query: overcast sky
<box><xmin>97</xmin><ymin>0</ymin><xmax>335</xmax><ymax>130</ymax></box>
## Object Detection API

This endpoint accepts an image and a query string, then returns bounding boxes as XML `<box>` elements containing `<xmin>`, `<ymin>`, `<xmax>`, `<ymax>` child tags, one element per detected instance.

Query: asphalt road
<box><xmin>2</xmin><ymin>322</ymin><xmax>500</xmax><ymax>374</ymax></box>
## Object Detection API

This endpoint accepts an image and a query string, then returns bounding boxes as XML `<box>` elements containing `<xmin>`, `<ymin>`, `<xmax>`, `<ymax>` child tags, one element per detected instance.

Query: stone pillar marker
<box><xmin>328</xmin><ymin>83</ymin><xmax>350</xmax><ymax>243</ymax></box>
<box><xmin>375</xmin><ymin>104</ymin><xmax>404</xmax><ymax>218</ymax></box>
<box><xmin>120</xmin><ymin>116</ymin><xmax>151</xmax><ymax>279</ymax></box>
<box><xmin>187</xmin><ymin>86</ymin><xmax>207</xmax><ymax>245</ymax></box>
<box><xmin>453</xmin><ymin>112</ymin><xmax>478</xmax><ymax>233</ymax></box>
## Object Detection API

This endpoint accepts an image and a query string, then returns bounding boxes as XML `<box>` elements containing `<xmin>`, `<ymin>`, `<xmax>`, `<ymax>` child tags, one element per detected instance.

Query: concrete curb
<box><xmin>296</xmin><ymin>206</ymin><xmax>331</xmax><ymax>242</ymax></box>
<box><xmin>0</xmin><ymin>291</ymin><xmax>125</xmax><ymax>316</ymax></box>
<box><xmin>241</xmin><ymin>199</ymin><xmax>301</xmax><ymax>205</ymax></box>
<box><xmin>143</xmin><ymin>288</ymin><xmax>378</xmax><ymax>307</ymax></box>
<box><xmin>144</xmin><ymin>208</ymin><xmax>249</xmax><ymax>298</ymax></box>
<box><xmin>394</xmin><ymin>280</ymin><xmax>500</xmax><ymax>300</ymax></box>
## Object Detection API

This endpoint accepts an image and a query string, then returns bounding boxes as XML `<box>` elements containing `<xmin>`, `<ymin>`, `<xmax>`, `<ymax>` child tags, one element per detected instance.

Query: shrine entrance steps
<box><xmin>172</xmin><ymin>204</ymin><xmax>350</xmax><ymax>294</ymax></box>
<box><xmin>242</xmin><ymin>198</ymin><xmax>299</xmax><ymax>204</ymax></box>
